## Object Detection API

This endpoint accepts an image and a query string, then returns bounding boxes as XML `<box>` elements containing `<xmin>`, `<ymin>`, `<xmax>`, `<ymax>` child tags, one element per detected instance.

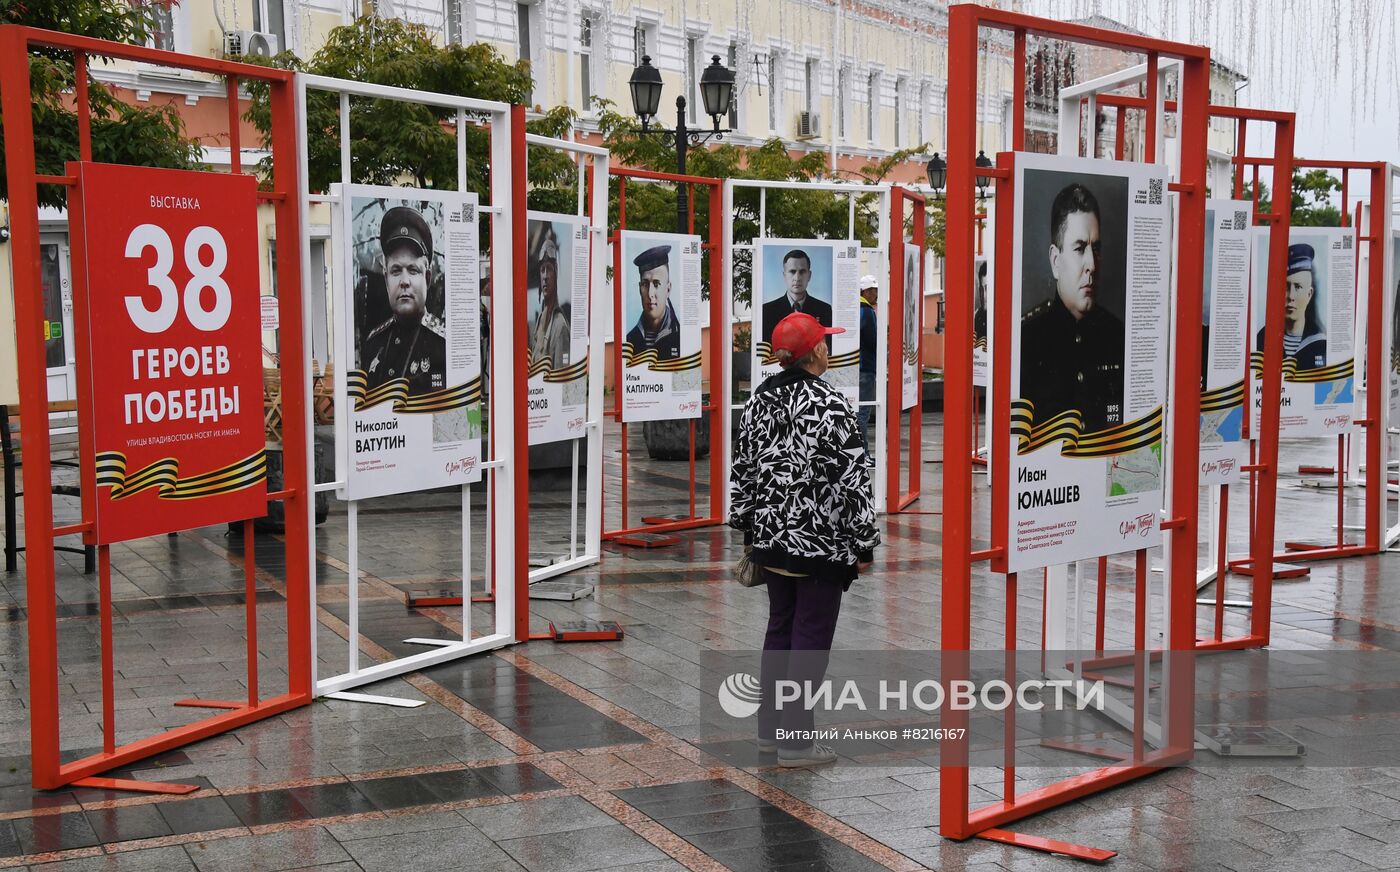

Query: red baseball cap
<box><xmin>772</xmin><ymin>312</ymin><xmax>844</xmax><ymax>362</ymax></box>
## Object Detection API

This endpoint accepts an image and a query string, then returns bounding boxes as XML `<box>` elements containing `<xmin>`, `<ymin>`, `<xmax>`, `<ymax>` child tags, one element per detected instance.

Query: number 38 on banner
<box><xmin>76</xmin><ymin>163</ymin><xmax>268</xmax><ymax>544</ymax></box>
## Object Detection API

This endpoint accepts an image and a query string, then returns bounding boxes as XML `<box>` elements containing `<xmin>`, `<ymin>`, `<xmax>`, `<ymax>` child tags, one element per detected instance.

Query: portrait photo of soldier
<box><xmin>1018</xmin><ymin>173</ymin><xmax>1128</xmax><ymax>433</ymax></box>
<box><xmin>1255</xmin><ymin>242</ymin><xmax>1328</xmax><ymax>373</ymax></box>
<box><xmin>625</xmin><ymin>244</ymin><xmax>682</xmax><ymax>359</ymax></box>
<box><xmin>903</xmin><ymin>246</ymin><xmax>920</xmax><ymax>358</ymax></box>
<box><xmin>527</xmin><ymin>220</ymin><xmax>571</xmax><ymax>369</ymax></box>
<box><xmin>760</xmin><ymin>246</ymin><xmax>834</xmax><ymax>346</ymax></box>
<box><xmin>354</xmin><ymin>202</ymin><xmax>447</xmax><ymax>398</ymax></box>
<box><xmin>973</xmin><ymin>258</ymin><xmax>989</xmax><ymax>346</ymax></box>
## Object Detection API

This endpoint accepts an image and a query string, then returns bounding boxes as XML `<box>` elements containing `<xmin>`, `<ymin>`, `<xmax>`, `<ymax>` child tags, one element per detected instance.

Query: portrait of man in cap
<box><xmin>761</xmin><ymin>248</ymin><xmax>834</xmax><ymax>346</ymax></box>
<box><xmin>1256</xmin><ymin>242</ymin><xmax>1327</xmax><ymax>373</ymax></box>
<box><xmin>625</xmin><ymin>244</ymin><xmax>682</xmax><ymax>359</ymax></box>
<box><xmin>359</xmin><ymin>204</ymin><xmax>447</xmax><ymax>397</ymax></box>
<box><xmin>529</xmin><ymin>222</ymin><xmax>570</xmax><ymax>369</ymax></box>
<box><xmin>1020</xmin><ymin>181</ymin><xmax>1125</xmax><ymax>433</ymax></box>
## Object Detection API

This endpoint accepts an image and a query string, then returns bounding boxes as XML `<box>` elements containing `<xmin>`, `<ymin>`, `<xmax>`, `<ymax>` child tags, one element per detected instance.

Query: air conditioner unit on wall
<box><xmin>797</xmin><ymin>111</ymin><xmax>821</xmax><ymax>139</ymax></box>
<box><xmin>224</xmin><ymin>30</ymin><xmax>279</xmax><ymax>59</ymax></box>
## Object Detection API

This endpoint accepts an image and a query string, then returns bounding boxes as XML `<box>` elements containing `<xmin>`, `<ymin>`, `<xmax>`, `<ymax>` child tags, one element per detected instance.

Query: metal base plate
<box><xmin>549</xmin><ymin>620</ymin><xmax>624</xmax><ymax>642</ymax></box>
<box><xmin>1231</xmin><ymin>560</ymin><xmax>1311</xmax><ymax>580</ymax></box>
<box><xmin>640</xmin><ymin>513</ymin><xmax>693</xmax><ymax>525</ymax></box>
<box><xmin>1197</xmin><ymin>724</ymin><xmax>1305</xmax><ymax>757</ymax></box>
<box><xmin>529</xmin><ymin>580</ymin><xmax>594</xmax><ymax>601</ymax></box>
<box><xmin>614</xmin><ymin>532</ymin><xmax>680</xmax><ymax>548</ymax></box>
<box><xmin>528</xmin><ymin>552</ymin><xmax>566</xmax><ymax>568</ymax></box>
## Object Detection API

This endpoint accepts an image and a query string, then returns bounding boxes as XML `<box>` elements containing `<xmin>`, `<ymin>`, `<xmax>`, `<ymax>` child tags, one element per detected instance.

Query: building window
<box><xmin>138</xmin><ymin>0</ymin><xmax>176</xmax><ymax>51</ymax></box>
<box><xmin>767</xmin><ymin>52</ymin><xmax>782</xmax><ymax>133</ymax></box>
<box><xmin>447</xmin><ymin>0</ymin><xmax>463</xmax><ymax>44</ymax></box>
<box><xmin>894</xmin><ymin>77</ymin><xmax>906</xmax><ymax>146</ymax></box>
<box><xmin>867</xmin><ymin>71</ymin><xmax>879</xmax><ymax>146</ymax></box>
<box><xmin>917</xmin><ymin>81</ymin><xmax>928</xmax><ymax>145</ymax></box>
<box><xmin>837</xmin><ymin>66</ymin><xmax>849</xmax><ymax>140</ymax></box>
<box><xmin>252</xmin><ymin>0</ymin><xmax>285</xmax><ymax>51</ymax></box>
<box><xmin>634</xmin><ymin>24</ymin><xmax>647</xmax><ymax>63</ymax></box>
<box><xmin>580</xmin><ymin>14</ymin><xmax>594</xmax><ymax>110</ymax></box>
<box><xmin>686</xmin><ymin>37</ymin><xmax>699</xmax><ymax>123</ymax></box>
<box><xmin>727</xmin><ymin>41</ymin><xmax>740</xmax><ymax>129</ymax></box>
<box><xmin>517</xmin><ymin>3</ymin><xmax>534</xmax><ymax>103</ymax></box>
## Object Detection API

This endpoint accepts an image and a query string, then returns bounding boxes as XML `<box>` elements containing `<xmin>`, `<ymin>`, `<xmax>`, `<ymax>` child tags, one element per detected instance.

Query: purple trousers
<box><xmin>757</xmin><ymin>569</ymin><xmax>845</xmax><ymax>749</ymax></box>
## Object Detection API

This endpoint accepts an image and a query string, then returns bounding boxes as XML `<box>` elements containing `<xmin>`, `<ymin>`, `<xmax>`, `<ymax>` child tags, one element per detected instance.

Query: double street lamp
<box><xmin>628</xmin><ymin>54</ymin><xmax>736</xmax><ymax>232</ymax></box>
<box><xmin>924</xmin><ymin>150</ymin><xmax>996</xmax><ymax>199</ymax></box>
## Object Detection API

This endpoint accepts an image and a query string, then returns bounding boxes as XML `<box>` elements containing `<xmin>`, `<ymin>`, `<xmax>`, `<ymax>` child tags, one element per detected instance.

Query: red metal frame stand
<box><xmin>941</xmin><ymin>6</ymin><xmax>1206</xmax><ymax>856</ymax></box>
<box><xmin>1092</xmin><ymin>95</ymin><xmax>1299</xmax><ymax>651</ymax></box>
<box><xmin>1215</xmin><ymin>159</ymin><xmax>1388</xmax><ymax>575</ymax></box>
<box><xmin>0</xmin><ymin>25</ymin><xmax>312</xmax><ymax>792</ymax></box>
<box><xmin>604</xmin><ymin>168</ymin><xmax>726</xmax><ymax>544</ymax></box>
<box><xmin>886</xmin><ymin>188</ymin><xmax>926</xmax><ymax>512</ymax></box>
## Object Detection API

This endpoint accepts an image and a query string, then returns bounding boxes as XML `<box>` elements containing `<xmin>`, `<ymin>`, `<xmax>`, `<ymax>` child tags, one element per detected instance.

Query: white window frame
<box><xmin>837</xmin><ymin>64</ymin><xmax>850</xmax><ymax>142</ymax></box>
<box><xmin>917</xmin><ymin>80</ymin><xmax>930</xmax><ymax>146</ymax></box>
<box><xmin>767</xmin><ymin>49</ymin><xmax>784</xmax><ymax>136</ymax></box>
<box><xmin>685</xmin><ymin>34</ymin><xmax>701</xmax><ymax>124</ymax></box>
<box><xmin>866</xmin><ymin>69</ymin><xmax>880</xmax><ymax>148</ymax></box>
<box><xmin>579</xmin><ymin>11</ymin><xmax>599</xmax><ymax>113</ymax></box>
<box><xmin>894</xmin><ymin>76</ymin><xmax>906</xmax><ymax>147</ymax></box>
<box><xmin>726</xmin><ymin>40</ymin><xmax>743</xmax><ymax>131</ymax></box>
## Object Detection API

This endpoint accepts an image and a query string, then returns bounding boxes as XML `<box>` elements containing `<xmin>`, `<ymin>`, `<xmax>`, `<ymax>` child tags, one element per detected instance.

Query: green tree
<box><xmin>0</xmin><ymin>0</ymin><xmax>204</xmax><ymax>208</ymax></box>
<box><xmin>1239</xmin><ymin>171</ymin><xmax>1344</xmax><ymax>227</ymax></box>
<box><xmin>243</xmin><ymin>16</ymin><xmax>578</xmax><ymax>212</ymax></box>
<box><xmin>1289</xmin><ymin>168</ymin><xmax>1343</xmax><ymax>227</ymax></box>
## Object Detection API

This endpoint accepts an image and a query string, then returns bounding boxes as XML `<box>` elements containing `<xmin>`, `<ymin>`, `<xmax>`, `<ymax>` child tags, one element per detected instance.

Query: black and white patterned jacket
<box><xmin>730</xmin><ymin>367</ymin><xmax>879</xmax><ymax>583</ymax></box>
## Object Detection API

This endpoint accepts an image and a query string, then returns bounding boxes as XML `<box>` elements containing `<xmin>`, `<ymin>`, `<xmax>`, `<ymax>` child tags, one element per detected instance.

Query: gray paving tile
<box><xmin>459</xmin><ymin>796</ymin><xmax>615</xmax><ymax>841</ymax></box>
<box><xmin>182</xmin><ymin>829</ymin><xmax>351</xmax><ymax>872</ymax></box>
<box><xmin>498</xmin><ymin>824</ymin><xmax>666</xmax><ymax>872</ymax></box>
<box><xmin>29</xmin><ymin>846</ymin><xmax>197</xmax><ymax>872</ymax></box>
<box><xmin>338</xmin><ymin>824</ymin><xmax>520</xmax><ymax>872</ymax></box>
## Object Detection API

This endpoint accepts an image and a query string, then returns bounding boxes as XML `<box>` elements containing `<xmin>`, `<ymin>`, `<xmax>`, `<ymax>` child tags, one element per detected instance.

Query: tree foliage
<box><xmin>594</xmin><ymin>100</ymin><xmax>927</xmax><ymax>318</ymax></box>
<box><xmin>243</xmin><ymin>15</ymin><xmax>577</xmax><ymax>217</ymax></box>
<box><xmin>1239</xmin><ymin>169</ymin><xmax>1344</xmax><ymax>227</ymax></box>
<box><xmin>0</xmin><ymin>0</ymin><xmax>204</xmax><ymax>208</ymax></box>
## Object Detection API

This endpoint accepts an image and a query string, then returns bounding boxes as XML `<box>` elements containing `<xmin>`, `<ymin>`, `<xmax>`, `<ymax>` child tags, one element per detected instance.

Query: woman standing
<box><xmin>730</xmin><ymin>312</ymin><xmax>879</xmax><ymax>768</ymax></box>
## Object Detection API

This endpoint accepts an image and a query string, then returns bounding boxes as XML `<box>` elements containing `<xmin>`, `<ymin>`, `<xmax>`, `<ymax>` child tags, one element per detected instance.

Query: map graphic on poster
<box><xmin>1199</xmin><ymin>200</ymin><xmax>1253</xmax><ymax>487</ymax></box>
<box><xmin>901</xmin><ymin>242</ymin><xmax>921</xmax><ymax>411</ymax></box>
<box><xmin>1003</xmin><ymin>153</ymin><xmax>1170</xmax><ymax>574</ymax></box>
<box><xmin>1389</xmin><ymin>234</ymin><xmax>1400</xmax><ymax>427</ymax></box>
<box><xmin>78</xmin><ymin>163</ymin><xmax>267</xmax><ymax>544</ymax></box>
<box><xmin>337</xmin><ymin>184</ymin><xmax>483</xmax><ymax>501</ymax></box>
<box><xmin>619</xmin><ymin>230</ymin><xmax>703</xmax><ymax>423</ymax></box>
<box><xmin>526</xmin><ymin>213</ymin><xmax>590</xmax><ymax>446</ymax></box>
<box><xmin>1248</xmin><ymin>226</ymin><xmax>1357</xmax><ymax>438</ymax></box>
<box><xmin>753</xmin><ymin>239</ymin><xmax>861</xmax><ymax>402</ymax></box>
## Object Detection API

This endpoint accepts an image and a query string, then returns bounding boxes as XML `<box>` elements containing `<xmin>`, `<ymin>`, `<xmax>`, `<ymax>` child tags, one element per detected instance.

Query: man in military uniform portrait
<box><xmin>762</xmin><ymin>249</ymin><xmax>834</xmax><ymax>346</ymax></box>
<box><xmin>625</xmin><ymin>244</ymin><xmax>682</xmax><ymax>359</ymax></box>
<box><xmin>360</xmin><ymin>205</ymin><xmax>447</xmax><ymax>397</ymax></box>
<box><xmin>1019</xmin><ymin>182</ymin><xmax>1124</xmax><ymax>433</ymax></box>
<box><xmin>529</xmin><ymin>223</ymin><xmax>569</xmax><ymax>368</ymax></box>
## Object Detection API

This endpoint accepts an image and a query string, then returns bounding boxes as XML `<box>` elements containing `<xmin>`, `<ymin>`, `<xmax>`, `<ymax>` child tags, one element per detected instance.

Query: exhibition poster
<box><xmin>1005</xmin><ymin>153</ymin><xmax>1170</xmax><ymax>573</ymax></box>
<box><xmin>973</xmin><ymin>254</ymin><xmax>991</xmax><ymax>388</ymax></box>
<box><xmin>1390</xmin><ymin>233</ymin><xmax>1400</xmax><ymax>427</ymax></box>
<box><xmin>752</xmin><ymin>239</ymin><xmax>861</xmax><ymax>402</ymax></box>
<box><xmin>78</xmin><ymin>163</ymin><xmax>267</xmax><ymax>543</ymax></box>
<box><xmin>1199</xmin><ymin>199</ymin><xmax>1253</xmax><ymax>487</ymax></box>
<box><xmin>901</xmin><ymin>241</ymin><xmax>922</xmax><ymax>411</ymax></box>
<box><xmin>337</xmin><ymin>184</ymin><xmax>483</xmax><ymax>501</ymax></box>
<box><xmin>525</xmin><ymin>212</ymin><xmax>591</xmax><ymax>445</ymax></box>
<box><xmin>618</xmin><ymin>230</ymin><xmax>703</xmax><ymax>423</ymax></box>
<box><xmin>1248</xmin><ymin>226</ymin><xmax>1357</xmax><ymax>437</ymax></box>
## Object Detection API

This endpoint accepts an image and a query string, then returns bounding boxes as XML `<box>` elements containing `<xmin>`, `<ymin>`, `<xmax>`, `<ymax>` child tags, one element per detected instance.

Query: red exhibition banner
<box><xmin>76</xmin><ymin>162</ymin><xmax>267</xmax><ymax>544</ymax></box>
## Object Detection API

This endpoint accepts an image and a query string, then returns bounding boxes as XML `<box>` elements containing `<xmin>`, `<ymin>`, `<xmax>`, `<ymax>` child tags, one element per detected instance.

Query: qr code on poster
<box><xmin>562</xmin><ymin>379</ymin><xmax>587</xmax><ymax>406</ymax></box>
<box><xmin>1342</xmin><ymin>235</ymin><xmax>1354</xmax><ymax>250</ymax></box>
<box><xmin>1233</xmin><ymin>210</ymin><xmax>1248</xmax><ymax>230</ymax></box>
<box><xmin>1147</xmin><ymin>178</ymin><xmax>1164</xmax><ymax>205</ymax></box>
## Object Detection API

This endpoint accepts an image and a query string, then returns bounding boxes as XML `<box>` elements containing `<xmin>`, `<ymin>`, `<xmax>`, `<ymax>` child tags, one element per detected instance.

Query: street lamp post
<box><xmin>628</xmin><ymin>54</ymin><xmax>735</xmax><ymax>233</ymax></box>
